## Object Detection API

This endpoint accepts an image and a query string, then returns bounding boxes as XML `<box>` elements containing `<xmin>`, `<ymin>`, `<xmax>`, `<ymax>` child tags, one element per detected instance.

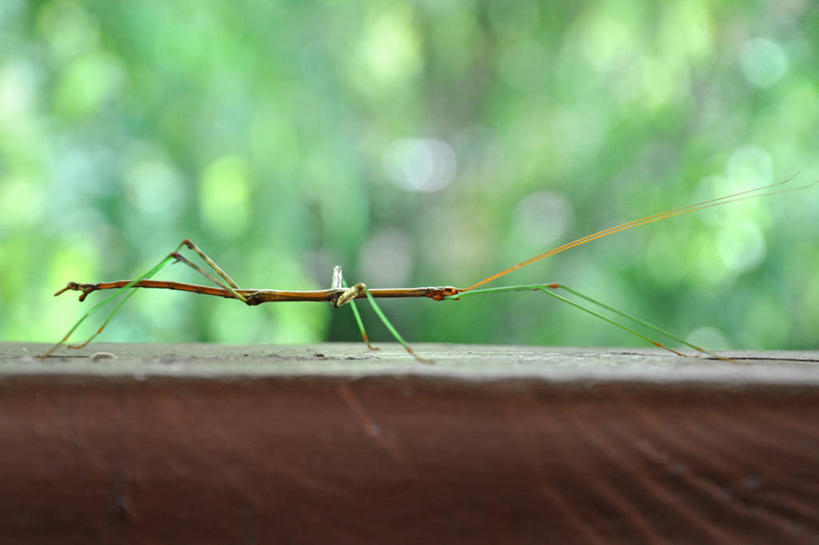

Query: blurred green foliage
<box><xmin>1</xmin><ymin>0</ymin><xmax>817</xmax><ymax>350</ymax></box>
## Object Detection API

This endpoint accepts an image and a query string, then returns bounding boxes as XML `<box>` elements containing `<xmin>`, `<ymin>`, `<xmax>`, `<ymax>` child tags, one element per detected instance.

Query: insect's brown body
<box><xmin>57</xmin><ymin>280</ymin><xmax>460</xmax><ymax>305</ymax></box>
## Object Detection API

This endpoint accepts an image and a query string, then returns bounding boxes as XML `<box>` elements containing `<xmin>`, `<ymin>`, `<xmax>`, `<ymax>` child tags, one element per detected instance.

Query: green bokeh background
<box><xmin>1</xmin><ymin>0</ymin><xmax>817</xmax><ymax>350</ymax></box>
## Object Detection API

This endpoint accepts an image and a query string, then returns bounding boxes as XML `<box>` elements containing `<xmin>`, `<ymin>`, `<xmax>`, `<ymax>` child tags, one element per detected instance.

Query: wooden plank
<box><xmin>1</xmin><ymin>343</ymin><xmax>818</xmax><ymax>544</ymax></box>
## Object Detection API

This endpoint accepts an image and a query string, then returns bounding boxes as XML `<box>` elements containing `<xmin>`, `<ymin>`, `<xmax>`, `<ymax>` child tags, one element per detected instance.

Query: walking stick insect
<box><xmin>43</xmin><ymin>176</ymin><xmax>813</xmax><ymax>362</ymax></box>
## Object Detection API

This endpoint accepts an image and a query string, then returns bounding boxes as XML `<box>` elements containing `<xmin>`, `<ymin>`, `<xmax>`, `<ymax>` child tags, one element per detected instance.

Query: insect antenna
<box><xmin>461</xmin><ymin>174</ymin><xmax>812</xmax><ymax>293</ymax></box>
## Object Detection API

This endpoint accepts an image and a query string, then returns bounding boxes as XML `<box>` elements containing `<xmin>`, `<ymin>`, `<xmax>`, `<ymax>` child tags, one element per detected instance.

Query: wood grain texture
<box><xmin>1</xmin><ymin>343</ymin><xmax>817</xmax><ymax>544</ymax></box>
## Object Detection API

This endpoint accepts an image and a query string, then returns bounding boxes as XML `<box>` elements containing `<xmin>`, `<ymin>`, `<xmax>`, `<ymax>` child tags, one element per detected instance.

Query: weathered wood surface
<box><xmin>1</xmin><ymin>342</ymin><xmax>818</xmax><ymax>544</ymax></box>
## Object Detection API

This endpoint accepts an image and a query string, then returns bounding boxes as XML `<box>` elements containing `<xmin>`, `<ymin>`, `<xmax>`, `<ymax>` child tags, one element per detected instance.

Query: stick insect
<box><xmin>43</xmin><ymin>176</ymin><xmax>813</xmax><ymax>362</ymax></box>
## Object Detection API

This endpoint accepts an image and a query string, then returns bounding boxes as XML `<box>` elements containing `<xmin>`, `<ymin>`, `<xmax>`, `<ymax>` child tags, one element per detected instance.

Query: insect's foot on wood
<box><xmin>361</xmin><ymin>333</ymin><xmax>380</xmax><ymax>351</ymax></box>
<box><xmin>405</xmin><ymin>347</ymin><xmax>433</xmax><ymax>364</ymax></box>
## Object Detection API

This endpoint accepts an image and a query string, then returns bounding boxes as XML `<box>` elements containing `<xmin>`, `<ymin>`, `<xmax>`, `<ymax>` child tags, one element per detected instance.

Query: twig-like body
<box><xmin>56</xmin><ymin>280</ymin><xmax>460</xmax><ymax>305</ymax></box>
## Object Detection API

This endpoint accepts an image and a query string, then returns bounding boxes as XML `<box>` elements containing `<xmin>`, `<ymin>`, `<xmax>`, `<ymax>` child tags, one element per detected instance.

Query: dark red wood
<box><xmin>0</xmin><ymin>368</ymin><xmax>817</xmax><ymax>544</ymax></box>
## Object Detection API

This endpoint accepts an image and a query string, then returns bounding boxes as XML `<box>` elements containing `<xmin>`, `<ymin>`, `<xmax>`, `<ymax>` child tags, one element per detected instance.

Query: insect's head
<box><xmin>432</xmin><ymin>286</ymin><xmax>461</xmax><ymax>300</ymax></box>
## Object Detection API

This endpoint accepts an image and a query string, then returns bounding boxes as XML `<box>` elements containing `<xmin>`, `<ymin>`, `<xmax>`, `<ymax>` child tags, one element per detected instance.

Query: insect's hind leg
<box><xmin>170</xmin><ymin>244</ymin><xmax>246</xmax><ymax>302</ymax></box>
<box><xmin>41</xmin><ymin>243</ymin><xmax>188</xmax><ymax>357</ymax></box>
<box><xmin>42</xmin><ymin>239</ymin><xmax>246</xmax><ymax>358</ymax></box>
<box><xmin>53</xmin><ymin>239</ymin><xmax>248</xmax><ymax>304</ymax></box>
<box><xmin>179</xmin><ymin>239</ymin><xmax>242</xmax><ymax>291</ymax></box>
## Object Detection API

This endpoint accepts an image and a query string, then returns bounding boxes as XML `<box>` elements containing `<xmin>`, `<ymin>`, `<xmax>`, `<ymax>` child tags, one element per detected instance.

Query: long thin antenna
<box><xmin>461</xmin><ymin>175</ymin><xmax>809</xmax><ymax>293</ymax></box>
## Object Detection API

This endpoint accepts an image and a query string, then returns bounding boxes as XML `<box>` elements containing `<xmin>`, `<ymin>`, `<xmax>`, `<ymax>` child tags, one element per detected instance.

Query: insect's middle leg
<box><xmin>335</xmin><ymin>279</ymin><xmax>379</xmax><ymax>351</ymax></box>
<box><xmin>336</xmin><ymin>280</ymin><xmax>431</xmax><ymax>364</ymax></box>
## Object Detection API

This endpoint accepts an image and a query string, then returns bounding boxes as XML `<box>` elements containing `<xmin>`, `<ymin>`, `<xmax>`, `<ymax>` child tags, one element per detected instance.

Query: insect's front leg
<box><xmin>448</xmin><ymin>283</ymin><xmax>737</xmax><ymax>362</ymax></box>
